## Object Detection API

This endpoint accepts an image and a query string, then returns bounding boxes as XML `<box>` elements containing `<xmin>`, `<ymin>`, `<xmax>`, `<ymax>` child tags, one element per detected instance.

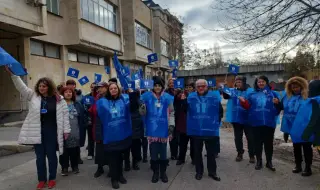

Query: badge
<box><xmin>41</xmin><ymin>109</ymin><xmax>47</xmax><ymax>114</ymax></box>
<box><xmin>111</xmin><ymin>107</ymin><xmax>118</xmax><ymax>113</ymax></box>
<box><xmin>155</xmin><ymin>102</ymin><xmax>161</xmax><ymax>108</ymax></box>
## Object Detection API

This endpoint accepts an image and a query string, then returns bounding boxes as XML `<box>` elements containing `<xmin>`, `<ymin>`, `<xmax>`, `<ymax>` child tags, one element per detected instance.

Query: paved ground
<box><xmin>0</xmin><ymin>128</ymin><xmax>319</xmax><ymax>190</ymax></box>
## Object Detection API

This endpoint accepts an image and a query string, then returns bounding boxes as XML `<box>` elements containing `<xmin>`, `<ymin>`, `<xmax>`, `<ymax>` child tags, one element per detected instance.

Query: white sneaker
<box><xmin>87</xmin><ymin>156</ymin><xmax>93</xmax><ymax>160</ymax></box>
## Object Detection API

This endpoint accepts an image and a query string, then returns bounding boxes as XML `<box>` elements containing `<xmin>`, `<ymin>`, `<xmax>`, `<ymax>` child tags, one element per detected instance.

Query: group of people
<box><xmin>5</xmin><ymin>64</ymin><xmax>320</xmax><ymax>190</ymax></box>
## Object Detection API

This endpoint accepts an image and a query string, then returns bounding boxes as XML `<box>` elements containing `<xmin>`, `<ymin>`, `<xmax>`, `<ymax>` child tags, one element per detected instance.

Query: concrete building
<box><xmin>0</xmin><ymin>0</ymin><xmax>123</xmax><ymax>122</ymax></box>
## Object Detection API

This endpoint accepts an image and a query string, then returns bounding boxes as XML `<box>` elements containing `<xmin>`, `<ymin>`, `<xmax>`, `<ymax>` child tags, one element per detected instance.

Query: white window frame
<box><xmin>135</xmin><ymin>22</ymin><xmax>151</xmax><ymax>48</ymax></box>
<box><xmin>161</xmin><ymin>39</ymin><xmax>169</xmax><ymax>57</ymax></box>
<box><xmin>81</xmin><ymin>0</ymin><xmax>117</xmax><ymax>32</ymax></box>
<box><xmin>47</xmin><ymin>0</ymin><xmax>60</xmax><ymax>15</ymax></box>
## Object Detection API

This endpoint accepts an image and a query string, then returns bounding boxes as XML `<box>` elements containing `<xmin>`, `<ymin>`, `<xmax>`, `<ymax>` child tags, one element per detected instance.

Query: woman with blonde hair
<box><xmin>5</xmin><ymin>66</ymin><xmax>71</xmax><ymax>190</ymax></box>
<box><xmin>274</xmin><ymin>76</ymin><xmax>313</xmax><ymax>176</ymax></box>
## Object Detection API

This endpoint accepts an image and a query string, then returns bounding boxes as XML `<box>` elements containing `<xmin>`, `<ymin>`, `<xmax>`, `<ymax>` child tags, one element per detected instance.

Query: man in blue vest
<box><xmin>187</xmin><ymin>79</ymin><xmax>223</xmax><ymax>181</ymax></box>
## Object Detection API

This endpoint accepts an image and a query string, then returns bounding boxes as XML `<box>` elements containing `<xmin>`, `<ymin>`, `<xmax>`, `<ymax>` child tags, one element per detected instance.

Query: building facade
<box><xmin>0</xmin><ymin>0</ymin><xmax>183</xmax><ymax>122</ymax></box>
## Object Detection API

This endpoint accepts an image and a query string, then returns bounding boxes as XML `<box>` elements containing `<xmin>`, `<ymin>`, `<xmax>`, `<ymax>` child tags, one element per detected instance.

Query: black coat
<box><xmin>74</xmin><ymin>102</ymin><xmax>87</xmax><ymax>147</ymax></box>
<box><xmin>129</xmin><ymin>92</ymin><xmax>144</xmax><ymax>139</ymax></box>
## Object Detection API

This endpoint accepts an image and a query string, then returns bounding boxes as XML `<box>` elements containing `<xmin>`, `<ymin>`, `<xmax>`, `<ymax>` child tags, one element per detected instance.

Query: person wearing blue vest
<box><xmin>139</xmin><ymin>76</ymin><xmax>175</xmax><ymax>183</ymax></box>
<box><xmin>274</xmin><ymin>76</ymin><xmax>313</xmax><ymax>176</ymax></box>
<box><xmin>240</xmin><ymin>76</ymin><xmax>280</xmax><ymax>171</ymax></box>
<box><xmin>96</xmin><ymin>82</ymin><xmax>132</xmax><ymax>189</ymax></box>
<box><xmin>223</xmin><ymin>76</ymin><xmax>255</xmax><ymax>163</ymax></box>
<box><xmin>187</xmin><ymin>79</ymin><xmax>223</xmax><ymax>181</ymax></box>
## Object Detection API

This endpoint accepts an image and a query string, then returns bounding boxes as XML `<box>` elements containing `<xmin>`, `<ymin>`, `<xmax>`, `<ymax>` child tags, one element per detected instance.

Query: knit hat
<box><xmin>152</xmin><ymin>76</ymin><xmax>165</xmax><ymax>89</ymax></box>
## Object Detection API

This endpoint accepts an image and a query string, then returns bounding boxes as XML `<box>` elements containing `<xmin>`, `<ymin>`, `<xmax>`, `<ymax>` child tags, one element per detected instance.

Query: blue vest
<box><xmin>141</xmin><ymin>91</ymin><xmax>174</xmax><ymax>138</ymax></box>
<box><xmin>280</xmin><ymin>94</ymin><xmax>305</xmax><ymax>134</ymax></box>
<box><xmin>248</xmin><ymin>90</ymin><xmax>279</xmax><ymax>128</ymax></box>
<box><xmin>96</xmin><ymin>94</ymin><xmax>132</xmax><ymax>144</ymax></box>
<box><xmin>226</xmin><ymin>88</ymin><xmax>253</xmax><ymax>124</ymax></box>
<box><xmin>291</xmin><ymin>96</ymin><xmax>320</xmax><ymax>143</ymax></box>
<box><xmin>187</xmin><ymin>91</ymin><xmax>221</xmax><ymax>137</ymax></box>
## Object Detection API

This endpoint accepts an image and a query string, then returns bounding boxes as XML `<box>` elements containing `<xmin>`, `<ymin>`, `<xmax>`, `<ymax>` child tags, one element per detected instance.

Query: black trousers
<box><xmin>87</xmin><ymin>125</ymin><xmax>95</xmax><ymax>157</ymax></box>
<box><xmin>193</xmin><ymin>137</ymin><xmax>219</xmax><ymax>175</ymax></box>
<box><xmin>169</xmin><ymin>128</ymin><xmax>178</xmax><ymax>158</ymax></box>
<box><xmin>233</xmin><ymin>123</ymin><xmax>255</xmax><ymax>157</ymax></box>
<box><xmin>124</xmin><ymin>139</ymin><xmax>142</xmax><ymax>164</ymax></box>
<box><xmin>178</xmin><ymin>133</ymin><xmax>194</xmax><ymax>162</ymax></box>
<box><xmin>293</xmin><ymin>142</ymin><xmax>313</xmax><ymax>166</ymax></box>
<box><xmin>108</xmin><ymin>150</ymin><xmax>125</xmax><ymax>180</ymax></box>
<box><xmin>141</xmin><ymin>137</ymin><xmax>148</xmax><ymax>159</ymax></box>
<box><xmin>60</xmin><ymin>147</ymin><xmax>80</xmax><ymax>170</ymax></box>
<box><xmin>252</xmin><ymin>126</ymin><xmax>275</xmax><ymax>162</ymax></box>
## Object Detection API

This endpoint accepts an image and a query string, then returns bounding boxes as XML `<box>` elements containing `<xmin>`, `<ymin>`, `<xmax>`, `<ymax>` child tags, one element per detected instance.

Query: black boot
<box><xmin>176</xmin><ymin>160</ymin><xmax>185</xmax><ymax>165</ymax></box>
<box><xmin>266</xmin><ymin>161</ymin><xmax>276</xmax><ymax>171</ymax></box>
<box><xmin>235</xmin><ymin>152</ymin><xmax>243</xmax><ymax>162</ymax></box>
<box><xmin>132</xmin><ymin>160</ymin><xmax>140</xmax><ymax>170</ymax></box>
<box><xmin>151</xmin><ymin>160</ymin><xmax>159</xmax><ymax>183</ymax></box>
<box><xmin>255</xmin><ymin>158</ymin><xmax>263</xmax><ymax>170</ymax></box>
<box><xmin>111</xmin><ymin>179</ymin><xmax>119</xmax><ymax>189</ymax></box>
<box><xmin>160</xmin><ymin>160</ymin><xmax>169</xmax><ymax>183</ymax></box>
<box><xmin>94</xmin><ymin>166</ymin><xmax>104</xmax><ymax>178</ymax></box>
<box><xmin>124</xmin><ymin>160</ymin><xmax>131</xmax><ymax>171</ymax></box>
<box><xmin>292</xmin><ymin>162</ymin><xmax>302</xmax><ymax>173</ymax></box>
<box><xmin>143</xmin><ymin>156</ymin><xmax>148</xmax><ymax>163</ymax></box>
<box><xmin>301</xmin><ymin>165</ymin><xmax>312</xmax><ymax>177</ymax></box>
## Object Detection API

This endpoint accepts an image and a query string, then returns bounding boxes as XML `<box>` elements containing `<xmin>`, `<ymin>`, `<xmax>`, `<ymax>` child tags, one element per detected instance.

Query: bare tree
<box><xmin>213</xmin><ymin>0</ymin><xmax>320</xmax><ymax>53</ymax></box>
<box><xmin>213</xmin><ymin>43</ymin><xmax>223</xmax><ymax>68</ymax></box>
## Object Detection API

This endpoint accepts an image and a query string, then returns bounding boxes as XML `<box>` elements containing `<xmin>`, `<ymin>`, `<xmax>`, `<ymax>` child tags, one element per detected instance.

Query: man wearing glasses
<box><xmin>186</xmin><ymin>79</ymin><xmax>223</xmax><ymax>181</ymax></box>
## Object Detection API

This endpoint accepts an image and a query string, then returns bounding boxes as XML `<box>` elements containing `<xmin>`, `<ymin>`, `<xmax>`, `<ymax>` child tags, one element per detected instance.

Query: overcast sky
<box><xmin>152</xmin><ymin>0</ymin><xmax>294</xmax><ymax>61</ymax></box>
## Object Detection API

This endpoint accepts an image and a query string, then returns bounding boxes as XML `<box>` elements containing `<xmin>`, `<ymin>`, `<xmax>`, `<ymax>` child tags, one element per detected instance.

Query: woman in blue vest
<box><xmin>240</xmin><ymin>76</ymin><xmax>280</xmax><ymax>171</ymax></box>
<box><xmin>223</xmin><ymin>76</ymin><xmax>255</xmax><ymax>163</ymax></box>
<box><xmin>274</xmin><ymin>76</ymin><xmax>312</xmax><ymax>176</ymax></box>
<box><xmin>139</xmin><ymin>76</ymin><xmax>175</xmax><ymax>183</ymax></box>
<box><xmin>187</xmin><ymin>79</ymin><xmax>223</xmax><ymax>181</ymax></box>
<box><xmin>96</xmin><ymin>82</ymin><xmax>132</xmax><ymax>189</ymax></box>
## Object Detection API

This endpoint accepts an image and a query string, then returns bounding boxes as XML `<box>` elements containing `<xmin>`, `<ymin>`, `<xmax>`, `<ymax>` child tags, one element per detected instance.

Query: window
<box><xmin>135</xmin><ymin>22</ymin><xmax>151</xmax><ymax>48</ymax></box>
<box><xmin>81</xmin><ymin>0</ymin><xmax>117</xmax><ymax>32</ymax></box>
<box><xmin>161</xmin><ymin>39</ymin><xmax>169</xmax><ymax>57</ymax></box>
<box><xmin>68</xmin><ymin>49</ymin><xmax>105</xmax><ymax>65</ymax></box>
<box><xmin>47</xmin><ymin>0</ymin><xmax>60</xmax><ymax>15</ymax></box>
<box><xmin>30</xmin><ymin>40</ymin><xmax>60</xmax><ymax>59</ymax></box>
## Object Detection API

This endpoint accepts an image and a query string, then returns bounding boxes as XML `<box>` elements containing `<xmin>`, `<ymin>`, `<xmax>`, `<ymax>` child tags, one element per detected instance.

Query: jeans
<box><xmin>150</xmin><ymin>142</ymin><xmax>167</xmax><ymax>160</ymax></box>
<box><xmin>252</xmin><ymin>126</ymin><xmax>275</xmax><ymax>162</ymax></box>
<box><xmin>178</xmin><ymin>133</ymin><xmax>194</xmax><ymax>162</ymax></box>
<box><xmin>59</xmin><ymin>147</ymin><xmax>79</xmax><ymax>170</ymax></box>
<box><xmin>233</xmin><ymin>123</ymin><xmax>254</xmax><ymax>157</ymax></box>
<box><xmin>193</xmin><ymin>137</ymin><xmax>219</xmax><ymax>175</ymax></box>
<box><xmin>34</xmin><ymin>128</ymin><xmax>58</xmax><ymax>182</ymax></box>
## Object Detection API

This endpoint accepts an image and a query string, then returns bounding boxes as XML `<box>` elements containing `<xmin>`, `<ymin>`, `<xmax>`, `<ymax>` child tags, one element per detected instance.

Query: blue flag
<box><xmin>94</xmin><ymin>73</ymin><xmax>102</xmax><ymax>83</ymax></box>
<box><xmin>147</xmin><ymin>53</ymin><xmax>158</xmax><ymax>64</ymax></box>
<box><xmin>174</xmin><ymin>78</ymin><xmax>184</xmax><ymax>88</ymax></box>
<box><xmin>132</xmin><ymin>71</ymin><xmax>141</xmax><ymax>80</ymax></box>
<box><xmin>228</xmin><ymin>64</ymin><xmax>239</xmax><ymax>74</ymax></box>
<box><xmin>140</xmin><ymin>79</ymin><xmax>154</xmax><ymax>89</ymax></box>
<box><xmin>139</xmin><ymin>67</ymin><xmax>144</xmax><ymax>79</ymax></box>
<box><xmin>112</xmin><ymin>53</ymin><xmax>132</xmax><ymax>89</ymax></box>
<box><xmin>169</xmin><ymin>60</ymin><xmax>178</xmax><ymax>68</ymax></box>
<box><xmin>127</xmin><ymin>81</ymin><xmax>135</xmax><ymax>90</ymax></box>
<box><xmin>222</xmin><ymin>85</ymin><xmax>237</xmax><ymax>97</ymax></box>
<box><xmin>78</xmin><ymin>76</ymin><xmax>89</xmax><ymax>86</ymax></box>
<box><xmin>172</xmin><ymin>68</ymin><xmax>177</xmax><ymax>78</ymax></box>
<box><xmin>0</xmin><ymin>47</ymin><xmax>27</xmax><ymax>76</ymax></box>
<box><xmin>67</xmin><ymin>67</ymin><xmax>80</xmax><ymax>78</ymax></box>
<box><xmin>82</xmin><ymin>95</ymin><xmax>95</xmax><ymax>105</ymax></box>
<box><xmin>207</xmin><ymin>79</ymin><xmax>216</xmax><ymax>87</ymax></box>
<box><xmin>105</xmin><ymin>66</ymin><xmax>110</xmax><ymax>74</ymax></box>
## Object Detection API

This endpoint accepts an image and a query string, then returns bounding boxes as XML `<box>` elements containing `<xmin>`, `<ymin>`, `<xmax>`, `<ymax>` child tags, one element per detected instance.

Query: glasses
<box><xmin>196</xmin><ymin>85</ymin><xmax>206</xmax><ymax>88</ymax></box>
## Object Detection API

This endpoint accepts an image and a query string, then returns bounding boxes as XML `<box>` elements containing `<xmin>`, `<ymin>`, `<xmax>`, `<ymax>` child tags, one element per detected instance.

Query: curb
<box><xmin>0</xmin><ymin>145</ymin><xmax>34</xmax><ymax>157</ymax></box>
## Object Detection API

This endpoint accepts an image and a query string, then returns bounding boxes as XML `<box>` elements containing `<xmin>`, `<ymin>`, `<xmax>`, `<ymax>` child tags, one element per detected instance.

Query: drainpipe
<box><xmin>0</xmin><ymin>45</ymin><xmax>23</xmax><ymax>113</ymax></box>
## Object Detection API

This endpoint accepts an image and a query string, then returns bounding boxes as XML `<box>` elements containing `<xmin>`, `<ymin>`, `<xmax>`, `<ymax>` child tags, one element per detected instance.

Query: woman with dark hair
<box><xmin>240</xmin><ymin>75</ymin><xmax>280</xmax><ymax>171</ymax></box>
<box><xmin>140</xmin><ymin>76</ymin><xmax>175</xmax><ymax>183</ymax></box>
<box><xmin>5</xmin><ymin>66</ymin><xmax>71</xmax><ymax>190</ymax></box>
<box><xmin>96</xmin><ymin>82</ymin><xmax>132</xmax><ymax>189</ymax></box>
<box><xmin>59</xmin><ymin>87</ymin><xmax>86</xmax><ymax>176</ymax></box>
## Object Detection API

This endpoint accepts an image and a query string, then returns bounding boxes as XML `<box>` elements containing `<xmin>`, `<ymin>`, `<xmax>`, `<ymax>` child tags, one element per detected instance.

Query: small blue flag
<box><xmin>228</xmin><ymin>64</ymin><xmax>240</xmax><ymax>74</ymax></box>
<box><xmin>105</xmin><ymin>66</ymin><xmax>110</xmax><ymax>74</ymax></box>
<box><xmin>169</xmin><ymin>60</ymin><xmax>178</xmax><ymax>68</ymax></box>
<box><xmin>172</xmin><ymin>68</ymin><xmax>177</xmax><ymax>78</ymax></box>
<box><xmin>94</xmin><ymin>73</ymin><xmax>102</xmax><ymax>83</ymax></box>
<box><xmin>127</xmin><ymin>81</ymin><xmax>135</xmax><ymax>90</ymax></box>
<box><xmin>207</xmin><ymin>79</ymin><xmax>216</xmax><ymax>87</ymax></box>
<box><xmin>140</xmin><ymin>79</ymin><xmax>154</xmax><ymax>89</ymax></box>
<box><xmin>78</xmin><ymin>76</ymin><xmax>89</xmax><ymax>86</ymax></box>
<box><xmin>132</xmin><ymin>72</ymin><xmax>141</xmax><ymax>80</ymax></box>
<box><xmin>147</xmin><ymin>53</ymin><xmax>158</xmax><ymax>64</ymax></box>
<box><xmin>0</xmin><ymin>47</ymin><xmax>27</xmax><ymax>76</ymax></box>
<box><xmin>82</xmin><ymin>95</ymin><xmax>94</xmax><ymax>105</ymax></box>
<box><xmin>112</xmin><ymin>53</ymin><xmax>132</xmax><ymax>89</ymax></box>
<box><xmin>139</xmin><ymin>68</ymin><xmax>144</xmax><ymax>79</ymax></box>
<box><xmin>67</xmin><ymin>67</ymin><xmax>80</xmax><ymax>78</ymax></box>
<box><xmin>174</xmin><ymin>78</ymin><xmax>184</xmax><ymax>88</ymax></box>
